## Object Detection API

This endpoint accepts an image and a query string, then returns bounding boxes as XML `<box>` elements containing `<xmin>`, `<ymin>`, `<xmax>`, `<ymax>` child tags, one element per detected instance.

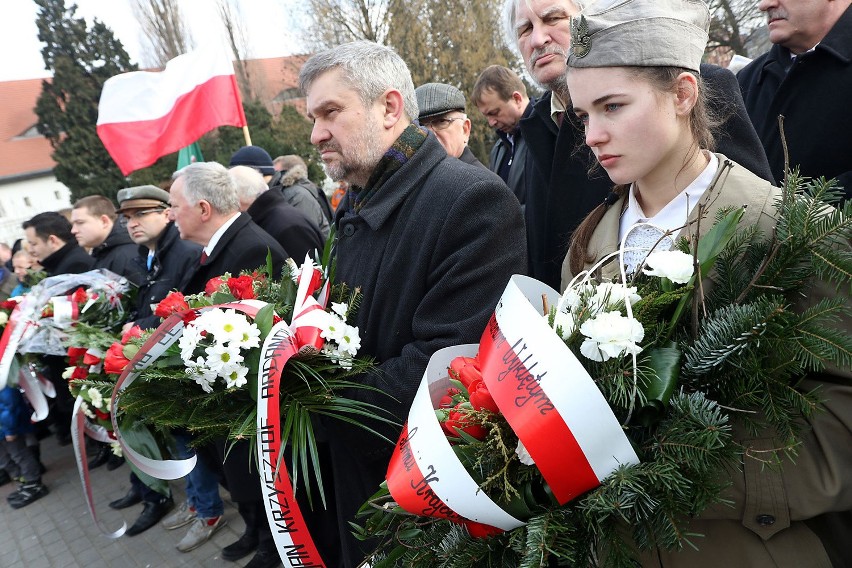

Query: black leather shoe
<box><xmin>221</xmin><ymin>533</ymin><xmax>259</xmax><ymax>561</ymax></box>
<box><xmin>125</xmin><ymin>498</ymin><xmax>174</xmax><ymax>536</ymax></box>
<box><xmin>244</xmin><ymin>548</ymin><xmax>282</xmax><ymax>568</ymax></box>
<box><xmin>109</xmin><ymin>488</ymin><xmax>142</xmax><ymax>510</ymax></box>
<box><xmin>88</xmin><ymin>445</ymin><xmax>110</xmax><ymax>469</ymax></box>
<box><xmin>106</xmin><ymin>454</ymin><xmax>125</xmax><ymax>471</ymax></box>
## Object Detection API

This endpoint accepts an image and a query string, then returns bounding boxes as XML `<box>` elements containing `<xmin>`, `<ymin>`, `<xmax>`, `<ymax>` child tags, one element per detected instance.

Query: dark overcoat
<box><xmin>328</xmin><ymin>132</ymin><xmax>527</xmax><ymax>566</ymax></box>
<box><xmin>181</xmin><ymin>212</ymin><xmax>287</xmax><ymax>296</ymax></box>
<box><xmin>737</xmin><ymin>4</ymin><xmax>852</xmax><ymax>199</ymax></box>
<box><xmin>131</xmin><ymin>222</ymin><xmax>201</xmax><ymax>330</ymax></box>
<box><xmin>246</xmin><ymin>188</ymin><xmax>324</xmax><ymax>264</ymax></box>
<box><xmin>39</xmin><ymin>242</ymin><xmax>95</xmax><ymax>276</ymax></box>
<box><xmin>521</xmin><ymin>63</ymin><xmax>774</xmax><ymax>290</ymax></box>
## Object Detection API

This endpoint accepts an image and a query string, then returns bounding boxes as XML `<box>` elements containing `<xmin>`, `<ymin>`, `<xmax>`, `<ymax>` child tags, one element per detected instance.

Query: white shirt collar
<box><xmin>203</xmin><ymin>212</ymin><xmax>241</xmax><ymax>257</ymax></box>
<box><xmin>619</xmin><ymin>152</ymin><xmax>718</xmax><ymax>242</ymax></box>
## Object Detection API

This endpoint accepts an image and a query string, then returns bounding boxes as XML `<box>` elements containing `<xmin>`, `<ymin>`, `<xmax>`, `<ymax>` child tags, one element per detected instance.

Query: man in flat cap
<box><xmin>107</xmin><ymin>185</ymin><xmax>207</xmax><ymax>540</ymax></box>
<box><xmin>415</xmin><ymin>82</ymin><xmax>486</xmax><ymax>168</ymax></box>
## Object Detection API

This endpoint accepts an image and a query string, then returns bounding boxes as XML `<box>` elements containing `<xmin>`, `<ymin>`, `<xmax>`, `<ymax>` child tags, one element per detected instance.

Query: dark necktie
<box><xmin>200</xmin><ymin>251</ymin><xmax>208</xmax><ymax>264</ymax></box>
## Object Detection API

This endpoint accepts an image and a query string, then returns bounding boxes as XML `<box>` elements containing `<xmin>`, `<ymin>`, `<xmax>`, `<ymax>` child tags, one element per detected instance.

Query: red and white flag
<box><xmin>97</xmin><ymin>44</ymin><xmax>247</xmax><ymax>175</ymax></box>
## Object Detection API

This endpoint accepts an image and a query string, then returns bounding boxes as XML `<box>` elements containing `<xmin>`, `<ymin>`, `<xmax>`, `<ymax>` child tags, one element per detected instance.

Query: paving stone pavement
<box><xmin>0</xmin><ymin>435</ymin><xmax>257</xmax><ymax>568</ymax></box>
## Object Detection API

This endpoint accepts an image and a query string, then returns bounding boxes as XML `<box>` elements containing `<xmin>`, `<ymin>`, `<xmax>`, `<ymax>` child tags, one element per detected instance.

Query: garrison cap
<box><xmin>116</xmin><ymin>185</ymin><xmax>170</xmax><ymax>212</ymax></box>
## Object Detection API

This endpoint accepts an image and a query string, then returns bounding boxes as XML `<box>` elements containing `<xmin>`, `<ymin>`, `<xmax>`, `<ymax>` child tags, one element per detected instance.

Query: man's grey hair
<box><xmin>229</xmin><ymin>165</ymin><xmax>268</xmax><ymax>204</ymax></box>
<box><xmin>298</xmin><ymin>40</ymin><xmax>419</xmax><ymax>122</ymax></box>
<box><xmin>503</xmin><ymin>0</ymin><xmax>584</xmax><ymax>50</ymax></box>
<box><xmin>172</xmin><ymin>162</ymin><xmax>239</xmax><ymax>214</ymax></box>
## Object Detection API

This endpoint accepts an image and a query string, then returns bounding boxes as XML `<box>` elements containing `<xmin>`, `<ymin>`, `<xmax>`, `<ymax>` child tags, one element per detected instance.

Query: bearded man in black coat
<box><xmin>299</xmin><ymin>40</ymin><xmax>527</xmax><ymax>567</ymax></box>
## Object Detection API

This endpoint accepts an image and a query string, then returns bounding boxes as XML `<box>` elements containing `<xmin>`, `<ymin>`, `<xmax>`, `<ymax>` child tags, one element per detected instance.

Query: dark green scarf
<box><xmin>350</xmin><ymin>123</ymin><xmax>428</xmax><ymax>213</ymax></box>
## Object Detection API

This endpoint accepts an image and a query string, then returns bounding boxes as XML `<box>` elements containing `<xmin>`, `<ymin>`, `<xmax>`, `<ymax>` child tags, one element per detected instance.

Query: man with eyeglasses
<box><xmin>104</xmin><ymin>185</ymin><xmax>206</xmax><ymax>539</ymax></box>
<box><xmin>415</xmin><ymin>82</ymin><xmax>487</xmax><ymax>169</ymax></box>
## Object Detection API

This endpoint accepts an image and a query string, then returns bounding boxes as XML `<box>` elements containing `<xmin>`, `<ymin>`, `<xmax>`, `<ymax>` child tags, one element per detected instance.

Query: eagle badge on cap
<box><xmin>571</xmin><ymin>16</ymin><xmax>592</xmax><ymax>58</ymax></box>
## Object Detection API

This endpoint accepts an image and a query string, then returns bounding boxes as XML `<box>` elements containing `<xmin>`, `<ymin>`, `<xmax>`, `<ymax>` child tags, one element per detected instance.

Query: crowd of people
<box><xmin>1</xmin><ymin>0</ymin><xmax>850</xmax><ymax>567</ymax></box>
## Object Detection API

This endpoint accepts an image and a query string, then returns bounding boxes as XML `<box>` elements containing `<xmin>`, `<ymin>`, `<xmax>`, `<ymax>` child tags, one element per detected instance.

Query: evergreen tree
<box><xmin>34</xmin><ymin>0</ymin><xmax>137</xmax><ymax>202</ymax></box>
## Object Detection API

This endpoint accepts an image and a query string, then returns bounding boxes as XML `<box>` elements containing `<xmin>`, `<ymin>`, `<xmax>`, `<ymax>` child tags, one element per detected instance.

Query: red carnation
<box><xmin>0</xmin><ymin>299</ymin><xmax>18</xmax><ymax>310</ymax></box>
<box><xmin>103</xmin><ymin>342</ymin><xmax>131</xmax><ymax>375</ymax></box>
<box><xmin>204</xmin><ymin>276</ymin><xmax>227</xmax><ymax>296</ymax></box>
<box><xmin>227</xmin><ymin>275</ymin><xmax>256</xmax><ymax>300</ymax></box>
<box><xmin>154</xmin><ymin>291</ymin><xmax>190</xmax><ymax>319</ymax></box>
<box><xmin>94</xmin><ymin>408</ymin><xmax>111</xmax><ymax>421</ymax></box>
<box><xmin>71</xmin><ymin>287</ymin><xmax>88</xmax><ymax>304</ymax></box>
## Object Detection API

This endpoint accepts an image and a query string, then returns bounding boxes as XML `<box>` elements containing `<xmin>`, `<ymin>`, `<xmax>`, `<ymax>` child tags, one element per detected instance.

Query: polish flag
<box><xmin>97</xmin><ymin>45</ymin><xmax>247</xmax><ymax>175</ymax></box>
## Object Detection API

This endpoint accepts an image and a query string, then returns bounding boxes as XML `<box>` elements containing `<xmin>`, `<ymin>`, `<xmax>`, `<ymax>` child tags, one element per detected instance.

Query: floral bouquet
<box><xmin>0</xmin><ymin>298</ymin><xmax>19</xmax><ymax>331</ymax></box>
<box><xmin>89</xmin><ymin>255</ymin><xmax>393</xmax><ymax>556</ymax></box>
<box><xmin>357</xmin><ymin>178</ymin><xmax>852</xmax><ymax>567</ymax></box>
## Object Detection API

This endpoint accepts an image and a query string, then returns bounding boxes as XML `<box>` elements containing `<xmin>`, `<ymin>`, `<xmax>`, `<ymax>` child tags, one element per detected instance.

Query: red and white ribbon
<box><xmin>387</xmin><ymin>275</ymin><xmax>639</xmax><ymax>532</ymax></box>
<box><xmin>72</xmin><ymin>395</ymin><xmax>126</xmax><ymax>538</ymax></box>
<box><xmin>0</xmin><ymin>305</ymin><xmax>34</xmax><ymax>390</ymax></box>
<box><xmin>17</xmin><ymin>363</ymin><xmax>53</xmax><ymax>421</ymax></box>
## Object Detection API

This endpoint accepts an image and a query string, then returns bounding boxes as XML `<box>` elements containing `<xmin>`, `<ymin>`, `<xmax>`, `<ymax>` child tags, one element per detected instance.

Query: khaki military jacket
<box><xmin>562</xmin><ymin>155</ymin><xmax>852</xmax><ymax>567</ymax></box>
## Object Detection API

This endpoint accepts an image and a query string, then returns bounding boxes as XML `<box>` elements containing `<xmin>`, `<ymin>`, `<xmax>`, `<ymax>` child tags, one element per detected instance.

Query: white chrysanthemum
<box><xmin>204</xmin><ymin>342</ymin><xmax>244</xmax><ymax>372</ymax></box>
<box><xmin>192</xmin><ymin>308</ymin><xmax>230</xmax><ymax>335</ymax></box>
<box><xmin>110</xmin><ymin>441</ymin><xmax>123</xmax><ymax>458</ymax></box>
<box><xmin>207</xmin><ymin>309</ymin><xmax>253</xmax><ymax>345</ymax></box>
<box><xmin>231</xmin><ymin>321</ymin><xmax>261</xmax><ymax>350</ymax></box>
<box><xmin>589</xmin><ymin>282</ymin><xmax>641</xmax><ymax>312</ymax></box>
<box><xmin>579</xmin><ymin>311</ymin><xmax>644</xmax><ymax>362</ymax></box>
<box><xmin>331</xmin><ymin>302</ymin><xmax>348</xmax><ymax>317</ymax></box>
<box><xmin>0</xmin><ymin>312</ymin><xmax>8</xmax><ymax>327</ymax></box>
<box><xmin>515</xmin><ymin>440</ymin><xmax>535</xmax><ymax>466</ymax></box>
<box><xmin>88</xmin><ymin>387</ymin><xmax>104</xmax><ymax>409</ymax></box>
<box><xmin>81</xmin><ymin>401</ymin><xmax>96</xmax><ymax>419</ymax></box>
<box><xmin>221</xmin><ymin>364</ymin><xmax>249</xmax><ymax>389</ymax></box>
<box><xmin>553</xmin><ymin>310</ymin><xmax>576</xmax><ymax>340</ymax></box>
<box><xmin>320</xmin><ymin>316</ymin><xmax>347</xmax><ymax>343</ymax></box>
<box><xmin>643</xmin><ymin>250</ymin><xmax>695</xmax><ymax>284</ymax></box>
<box><xmin>186</xmin><ymin>357</ymin><xmax>217</xmax><ymax>393</ymax></box>
<box><xmin>179</xmin><ymin>324</ymin><xmax>204</xmax><ymax>362</ymax></box>
<box><xmin>62</xmin><ymin>366</ymin><xmax>75</xmax><ymax>380</ymax></box>
<box><xmin>323</xmin><ymin>347</ymin><xmax>353</xmax><ymax>370</ymax></box>
<box><xmin>338</xmin><ymin>325</ymin><xmax>361</xmax><ymax>356</ymax></box>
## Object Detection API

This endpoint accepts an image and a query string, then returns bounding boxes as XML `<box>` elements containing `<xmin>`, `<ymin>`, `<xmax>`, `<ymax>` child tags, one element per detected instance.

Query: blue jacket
<box><xmin>0</xmin><ymin>386</ymin><xmax>33</xmax><ymax>438</ymax></box>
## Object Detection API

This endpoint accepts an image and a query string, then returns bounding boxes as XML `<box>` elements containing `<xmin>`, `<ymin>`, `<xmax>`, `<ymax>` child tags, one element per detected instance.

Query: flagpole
<box><xmin>242</xmin><ymin>125</ymin><xmax>252</xmax><ymax>146</ymax></box>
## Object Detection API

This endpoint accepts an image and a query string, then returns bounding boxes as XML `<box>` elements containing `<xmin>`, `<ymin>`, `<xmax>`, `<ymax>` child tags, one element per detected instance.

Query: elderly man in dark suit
<box><xmin>168</xmin><ymin>161</ymin><xmax>288</xmax><ymax>568</ymax></box>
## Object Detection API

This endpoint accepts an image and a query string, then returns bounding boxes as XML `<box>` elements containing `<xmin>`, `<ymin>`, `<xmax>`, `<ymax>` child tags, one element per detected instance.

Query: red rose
<box><xmin>121</xmin><ymin>325</ymin><xmax>144</xmax><ymax>344</ymax></box>
<box><xmin>449</xmin><ymin>356</ymin><xmax>483</xmax><ymax>390</ymax></box>
<box><xmin>154</xmin><ymin>291</ymin><xmax>189</xmax><ymax>319</ymax></box>
<box><xmin>103</xmin><ymin>342</ymin><xmax>131</xmax><ymax>375</ymax></box>
<box><xmin>469</xmin><ymin>382</ymin><xmax>499</xmax><ymax>414</ymax></box>
<box><xmin>0</xmin><ymin>299</ymin><xmax>18</xmax><ymax>310</ymax></box>
<box><xmin>67</xmin><ymin>346</ymin><xmax>88</xmax><ymax>366</ymax></box>
<box><xmin>94</xmin><ymin>408</ymin><xmax>111</xmax><ymax>421</ymax></box>
<box><xmin>71</xmin><ymin>287</ymin><xmax>88</xmax><ymax>305</ymax></box>
<box><xmin>227</xmin><ymin>275</ymin><xmax>256</xmax><ymax>300</ymax></box>
<box><xmin>296</xmin><ymin>268</ymin><xmax>323</xmax><ymax>296</ymax></box>
<box><xmin>204</xmin><ymin>276</ymin><xmax>227</xmax><ymax>296</ymax></box>
<box><xmin>82</xmin><ymin>352</ymin><xmax>102</xmax><ymax>366</ymax></box>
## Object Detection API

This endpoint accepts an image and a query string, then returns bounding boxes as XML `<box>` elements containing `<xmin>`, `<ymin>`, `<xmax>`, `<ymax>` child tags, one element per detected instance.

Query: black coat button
<box><xmin>343</xmin><ymin>224</ymin><xmax>355</xmax><ymax>236</ymax></box>
<box><xmin>755</xmin><ymin>514</ymin><xmax>775</xmax><ymax>527</ymax></box>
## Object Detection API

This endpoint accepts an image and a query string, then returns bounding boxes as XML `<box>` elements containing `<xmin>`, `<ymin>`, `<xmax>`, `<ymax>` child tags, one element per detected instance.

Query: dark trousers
<box><xmin>0</xmin><ymin>436</ymin><xmax>40</xmax><ymax>482</ymax></box>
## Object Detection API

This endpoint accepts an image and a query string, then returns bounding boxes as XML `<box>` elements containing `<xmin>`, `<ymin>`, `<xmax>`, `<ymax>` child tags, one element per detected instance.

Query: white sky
<box><xmin>1</xmin><ymin>0</ymin><xmax>307</xmax><ymax>82</ymax></box>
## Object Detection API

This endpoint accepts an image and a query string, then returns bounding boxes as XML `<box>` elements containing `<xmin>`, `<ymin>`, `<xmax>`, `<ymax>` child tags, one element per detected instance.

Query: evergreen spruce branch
<box><xmin>683</xmin><ymin>298</ymin><xmax>787</xmax><ymax>375</ymax></box>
